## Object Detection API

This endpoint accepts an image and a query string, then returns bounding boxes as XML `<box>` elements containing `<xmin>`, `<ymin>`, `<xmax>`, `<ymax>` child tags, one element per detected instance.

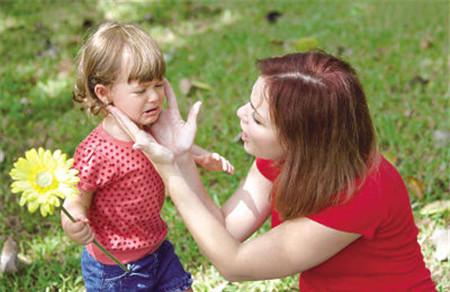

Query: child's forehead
<box><xmin>117</xmin><ymin>47</ymin><xmax>164</xmax><ymax>84</ymax></box>
<box><xmin>128</xmin><ymin>79</ymin><xmax>163</xmax><ymax>87</ymax></box>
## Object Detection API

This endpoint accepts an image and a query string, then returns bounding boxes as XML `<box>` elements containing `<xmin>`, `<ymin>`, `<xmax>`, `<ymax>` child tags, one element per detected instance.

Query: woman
<box><xmin>109</xmin><ymin>51</ymin><xmax>435</xmax><ymax>291</ymax></box>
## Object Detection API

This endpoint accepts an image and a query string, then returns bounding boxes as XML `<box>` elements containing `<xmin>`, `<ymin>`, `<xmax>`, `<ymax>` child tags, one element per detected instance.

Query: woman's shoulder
<box><xmin>362</xmin><ymin>155</ymin><xmax>406</xmax><ymax>196</ymax></box>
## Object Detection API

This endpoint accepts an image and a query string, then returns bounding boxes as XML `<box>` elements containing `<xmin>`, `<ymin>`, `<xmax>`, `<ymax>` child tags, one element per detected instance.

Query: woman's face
<box><xmin>236</xmin><ymin>77</ymin><xmax>284</xmax><ymax>160</ymax></box>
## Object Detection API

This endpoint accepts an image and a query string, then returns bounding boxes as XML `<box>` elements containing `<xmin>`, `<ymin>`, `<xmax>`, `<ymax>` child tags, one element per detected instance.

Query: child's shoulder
<box><xmin>77</xmin><ymin>125</ymin><xmax>103</xmax><ymax>147</ymax></box>
<box><xmin>74</xmin><ymin>125</ymin><xmax>106</xmax><ymax>159</ymax></box>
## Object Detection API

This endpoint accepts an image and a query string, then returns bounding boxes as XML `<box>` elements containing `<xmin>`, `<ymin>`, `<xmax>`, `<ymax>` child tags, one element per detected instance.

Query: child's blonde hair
<box><xmin>73</xmin><ymin>22</ymin><xmax>165</xmax><ymax>115</ymax></box>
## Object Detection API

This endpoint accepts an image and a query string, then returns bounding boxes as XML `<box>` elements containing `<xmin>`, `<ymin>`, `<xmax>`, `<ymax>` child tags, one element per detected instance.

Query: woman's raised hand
<box><xmin>107</xmin><ymin>106</ymin><xmax>175</xmax><ymax>164</ymax></box>
<box><xmin>107</xmin><ymin>79</ymin><xmax>201</xmax><ymax>164</ymax></box>
<box><xmin>150</xmin><ymin>79</ymin><xmax>202</xmax><ymax>156</ymax></box>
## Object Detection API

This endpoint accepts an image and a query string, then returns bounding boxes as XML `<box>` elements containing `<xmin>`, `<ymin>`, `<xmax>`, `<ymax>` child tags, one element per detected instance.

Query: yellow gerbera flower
<box><xmin>9</xmin><ymin>148</ymin><xmax>79</xmax><ymax>217</ymax></box>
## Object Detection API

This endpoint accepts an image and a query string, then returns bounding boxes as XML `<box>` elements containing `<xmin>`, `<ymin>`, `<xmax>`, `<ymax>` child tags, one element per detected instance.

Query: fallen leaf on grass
<box><xmin>0</xmin><ymin>149</ymin><xmax>4</xmax><ymax>164</ymax></box>
<box><xmin>431</xmin><ymin>228</ymin><xmax>449</xmax><ymax>261</ymax></box>
<box><xmin>0</xmin><ymin>236</ymin><xmax>18</xmax><ymax>274</ymax></box>
<box><xmin>433</xmin><ymin>130</ymin><xmax>450</xmax><ymax>147</ymax></box>
<box><xmin>270</xmin><ymin>39</ymin><xmax>284</xmax><ymax>46</ymax></box>
<box><xmin>294</xmin><ymin>37</ymin><xmax>319</xmax><ymax>52</ymax></box>
<box><xmin>265</xmin><ymin>11</ymin><xmax>282</xmax><ymax>24</ymax></box>
<box><xmin>179</xmin><ymin>78</ymin><xmax>192</xmax><ymax>95</ymax></box>
<box><xmin>191</xmin><ymin>80</ymin><xmax>212</xmax><ymax>91</ymax></box>
<box><xmin>179</xmin><ymin>78</ymin><xmax>212</xmax><ymax>95</ymax></box>
<box><xmin>420</xmin><ymin>200</ymin><xmax>450</xmax><ymax>216</ymax></box>
<box><xmin>407</xmin><ymin>177</ymin><xmax>425</xmax><ymax>200</ymax></box>
<box><xmin>420</xmin><ymin>36</ymin><xmax>434</xmax><ymax>49</ymax></box>
<box><xmin>407</xmin><ymin>75</ymin><xmax>429</xmax><ymax>90</ymax></box>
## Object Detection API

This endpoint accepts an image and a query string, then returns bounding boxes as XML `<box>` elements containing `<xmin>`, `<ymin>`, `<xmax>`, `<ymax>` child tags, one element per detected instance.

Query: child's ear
<box><xmin>94</xmin><ymin>84</ymin><xmax>111</xmax><ymax>105</ymax></box>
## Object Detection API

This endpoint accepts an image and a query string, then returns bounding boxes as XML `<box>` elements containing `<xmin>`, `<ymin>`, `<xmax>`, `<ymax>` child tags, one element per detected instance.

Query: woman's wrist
<box><xmin>175</xmin><ymin>151</ymin><xmax>196</xmax><ymax>169</ymax></box>
<box><xmin>153</xmin><ymin>160</ymin><xmax>181</xmax><ymax>180</ymax></box>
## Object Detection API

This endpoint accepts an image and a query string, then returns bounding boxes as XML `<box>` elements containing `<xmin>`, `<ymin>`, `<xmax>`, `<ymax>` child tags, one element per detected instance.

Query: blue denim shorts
<box><xmin>81</xmin><ymin>240</ymin><xmax>192</xmax><ymax>292</ymax></box>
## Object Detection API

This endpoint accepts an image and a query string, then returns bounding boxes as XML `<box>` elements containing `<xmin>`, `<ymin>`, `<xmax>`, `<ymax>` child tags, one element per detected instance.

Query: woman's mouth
<box><xmin>241</xmin><ymin>131</ymin><xmax>249</xmax><ymax>142</ymax></box>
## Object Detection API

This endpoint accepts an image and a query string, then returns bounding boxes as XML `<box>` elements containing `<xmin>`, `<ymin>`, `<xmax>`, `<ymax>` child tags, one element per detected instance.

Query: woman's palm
<box><xmin>150</xmin><ymin>105</ymin><xmax>197</xmax><ymax>155</ymax></box>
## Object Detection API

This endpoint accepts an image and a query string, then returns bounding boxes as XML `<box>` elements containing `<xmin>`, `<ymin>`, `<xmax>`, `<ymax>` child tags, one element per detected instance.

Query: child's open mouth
<box><xmin>144</xmin><ymin>108</ymin><xmax>159</xmax><ymax>114</ymax></box>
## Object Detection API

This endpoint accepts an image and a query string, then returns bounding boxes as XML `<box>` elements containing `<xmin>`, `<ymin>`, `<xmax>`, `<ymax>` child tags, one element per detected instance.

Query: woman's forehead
<box><xmin>251</xmin><ymin>77</ymin><xmax>268</xmax><ymax>107</ymax></box>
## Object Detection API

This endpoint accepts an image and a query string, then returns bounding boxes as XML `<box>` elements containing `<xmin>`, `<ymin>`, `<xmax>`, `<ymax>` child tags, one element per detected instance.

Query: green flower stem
<box><xmin>61</xmin><ymin>206</ymin><xmax>129</xmax><ymax>272</ymax></box>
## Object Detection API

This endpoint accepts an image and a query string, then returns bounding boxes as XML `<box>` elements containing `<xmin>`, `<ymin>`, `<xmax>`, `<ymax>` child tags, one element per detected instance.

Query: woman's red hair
<box><xmin>258</xmin><ymin>51</ymin><xmax>378</xmax><ymax>219</ymax></box>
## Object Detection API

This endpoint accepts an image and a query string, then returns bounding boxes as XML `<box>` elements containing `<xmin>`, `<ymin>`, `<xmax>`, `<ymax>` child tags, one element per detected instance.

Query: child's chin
<box><xmin>141</xmin><ymin>117</ymin><xmax>159</xmax><ymax>127</ymax></box>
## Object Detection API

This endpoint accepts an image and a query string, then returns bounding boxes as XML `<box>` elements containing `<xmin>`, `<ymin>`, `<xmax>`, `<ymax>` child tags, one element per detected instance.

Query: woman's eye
<box><xmin>252</xmin><ymin>112</ymin><xmax>262</xmax><ymax>125</ymax></box>
<box><xmin>155</xmin><ymin>83</ymin><xmax>164</xmax><ymax>88</ymax></box>
<box><xmin>136</xmin><ymin>89</ymin><xmax>146</xmax><ymax>94</ymax></box>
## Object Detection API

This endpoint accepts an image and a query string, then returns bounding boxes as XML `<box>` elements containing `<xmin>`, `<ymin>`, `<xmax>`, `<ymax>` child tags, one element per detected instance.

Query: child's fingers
<box><xmin>75</xmin><ymin>226</ymin><xmax>95</xmax><ymax>245</ymax></box>
<box><xmin>227</xmin><ymin>162</ymin><xmax>235</xmax><ymax>175</ymax></box>
<box><xmin>229</xmin><ymin>163</ymin><xmax>235</xmax><ymax>174</ymax></box>
<box><xmin>68</xmin><ymin>216</ymin><xmax>89</xmax><ymax>232</ymax></box>
<box><xmin>223</xmin><ymin>158</ymin><xmax>234</xmax><ymax>174</ymax></box>
<box><xmin>80</xmin><ymin>226</ymin><xmax>95</xmax><ymax>244</ymax></box>
<box><xmin>86</xmin><ymin>231</ymin><xmax>96</xmax><ymax>244</ymax></box>
<box><xmin>211</xmin><ymin>153</ymin><xmax>234</xmax><ymax>174</ymax></box>
<box><xmin>211</xmin><ymin>153</ymin><xmax>221</xmax><ymax>161</ymax></box>
<box><xmin>79</xmin><ymin>217</ymin><xmax>89</xmax><ymax>224</ymax></box>
<box><xmin>221</xmin><ymin>157</ymin><xmax>228</xmax><ymax>172</ymax></box>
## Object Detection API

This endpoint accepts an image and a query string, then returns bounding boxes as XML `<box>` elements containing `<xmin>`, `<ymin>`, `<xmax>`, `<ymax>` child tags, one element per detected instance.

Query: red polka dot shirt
<box><xmin>73</xmin><ymin>125</ymin><xmax>167</xmax><ymax>264</ymax></box>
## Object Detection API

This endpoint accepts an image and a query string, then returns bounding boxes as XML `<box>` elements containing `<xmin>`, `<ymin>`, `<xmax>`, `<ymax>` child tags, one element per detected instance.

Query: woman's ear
<box><xmin>94</xmin><ymin>84</ymin><xmax>111</xmax><ymax>105</ymax></box>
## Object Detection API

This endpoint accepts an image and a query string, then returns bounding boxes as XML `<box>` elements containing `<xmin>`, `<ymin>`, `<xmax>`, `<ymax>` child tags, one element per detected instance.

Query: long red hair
<box><xmin>258</xmin><ymin>51</ymin><xmax>378</xmax><ymax>219</ymax></box>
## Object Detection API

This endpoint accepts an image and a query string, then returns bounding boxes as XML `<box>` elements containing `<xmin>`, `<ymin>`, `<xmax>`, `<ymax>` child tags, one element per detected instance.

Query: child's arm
<box><xmin>191</xmin><ymin>144</ymin><xmax>234</xmax><ymax>174</ymax></box>
<box><xmin>61</xmin><ymin>190</ymin><xmax>95</xmax><ymax>245</ymax></box>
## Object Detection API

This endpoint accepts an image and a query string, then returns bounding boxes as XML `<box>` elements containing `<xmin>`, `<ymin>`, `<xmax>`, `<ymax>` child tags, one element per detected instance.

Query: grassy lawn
<box><xmin>0</xmin><ymin>0</ymin><xmax>448</xmax><ymax>291</ymax></box>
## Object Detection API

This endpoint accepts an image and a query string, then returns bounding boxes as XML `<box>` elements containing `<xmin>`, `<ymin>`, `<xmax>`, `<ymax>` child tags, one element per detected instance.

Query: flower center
<box><xmin>36</xmin><ymin>171</ymin><xmax>53</xmax><ymax>187</ymax></box>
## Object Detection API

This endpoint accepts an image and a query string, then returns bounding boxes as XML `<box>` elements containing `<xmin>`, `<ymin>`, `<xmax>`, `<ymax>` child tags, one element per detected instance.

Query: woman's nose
<box><xmin>237</xmin><ymin>103</ymin><xmax>249</xmax><ymax>122</ymax></box>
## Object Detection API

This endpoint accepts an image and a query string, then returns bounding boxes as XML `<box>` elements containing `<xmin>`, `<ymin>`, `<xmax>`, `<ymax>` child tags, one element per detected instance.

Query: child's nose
<box><xmin>146</xmin><ymin>88</ymin><xmax>160</xmax><ymax>102</ymax></box>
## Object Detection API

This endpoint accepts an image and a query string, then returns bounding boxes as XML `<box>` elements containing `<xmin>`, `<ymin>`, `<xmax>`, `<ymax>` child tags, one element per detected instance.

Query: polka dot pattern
<box><xmin>73</xmin><ymin>125</ymin><xmax>167</xmax><ymax>251</ymax></box>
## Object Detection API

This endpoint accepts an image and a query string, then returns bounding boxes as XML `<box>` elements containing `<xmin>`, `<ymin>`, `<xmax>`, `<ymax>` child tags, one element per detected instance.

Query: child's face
<box><xmin>108</xmin><ymin>75</ymin><xmax>165</xmax><ymax>127</ymax></box>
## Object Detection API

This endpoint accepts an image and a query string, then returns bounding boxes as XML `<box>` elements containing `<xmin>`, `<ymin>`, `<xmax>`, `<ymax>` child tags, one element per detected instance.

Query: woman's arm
<box><xmin>176</xmin><ymin>154</ymin><xmax>272</xmax><ymax>242</ymax></box>
<box><xmin>162</xmin><ymin>156</ymin><xmax>360</xmax><ymax>281</ymax></box>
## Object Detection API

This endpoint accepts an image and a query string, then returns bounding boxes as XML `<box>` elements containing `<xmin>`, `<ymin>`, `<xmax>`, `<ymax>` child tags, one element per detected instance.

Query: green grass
<box><xmin>0</xmin><ymin>0</ymin><xmax>448</xmax><ymax>291</ymax></box>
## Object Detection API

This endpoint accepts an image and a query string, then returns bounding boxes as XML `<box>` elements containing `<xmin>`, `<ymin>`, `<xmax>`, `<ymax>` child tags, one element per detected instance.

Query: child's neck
<box><xmin>102</xmin><ymin>115</ymin><xmax>133</xmax><ymax>142</ymax></box>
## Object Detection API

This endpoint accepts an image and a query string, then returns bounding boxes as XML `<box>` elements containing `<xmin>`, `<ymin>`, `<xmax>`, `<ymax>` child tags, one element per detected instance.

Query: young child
<box><xmin>61</xmin><ymin>22</ymin><xmax>233</xmax><ymax>292</ymax></box>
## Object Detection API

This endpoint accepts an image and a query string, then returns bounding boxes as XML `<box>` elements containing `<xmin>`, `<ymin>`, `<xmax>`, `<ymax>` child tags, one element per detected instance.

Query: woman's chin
<box><xmin>243</xmin><ymin>142</ymin><xmax>256</xmax><ymax>156</ymax></box>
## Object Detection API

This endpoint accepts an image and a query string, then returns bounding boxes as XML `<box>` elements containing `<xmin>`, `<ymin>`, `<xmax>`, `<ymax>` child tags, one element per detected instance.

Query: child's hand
<box><xmin>62</xmin><ymin>214</ymin><xmax>95</xmax><ymax>245</ymax></box>
<box><xmin>193</xmin><ymin>152</ymin><xmax>234</xmax><ymax>174</ymax></box>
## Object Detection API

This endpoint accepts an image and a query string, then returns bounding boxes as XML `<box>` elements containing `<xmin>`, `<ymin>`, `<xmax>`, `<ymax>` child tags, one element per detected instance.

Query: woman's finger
<box><xmin>186</xmin><ymin>101</ymin><xmax>202</xmax><ymax>130</ymax></box>
<box><xmin>139</xmin><ymin>143</ymin><xmax>174</xmax><ymax>164</ymax></box>
<box><xmin>163</xmin><ymin>79</ymin><xmax>180</xmax><ymax>111</ymax></box>
<box><xmin>107</xmin><ymin>106</ymin><xmax>140</xmax><ymax>140</ymax></box>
